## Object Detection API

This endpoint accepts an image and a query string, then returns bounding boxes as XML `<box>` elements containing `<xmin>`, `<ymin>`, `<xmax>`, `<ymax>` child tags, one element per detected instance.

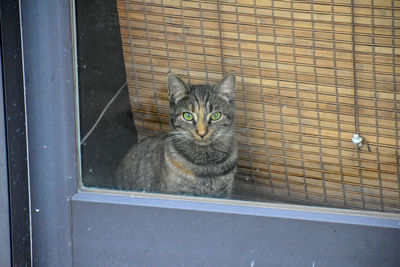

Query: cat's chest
<box><xmin>162</xmin><ymin>153</ymin><xmax>233</xmax><ymax>196</ymax></box>
<box><xmin>161</xmin><ymin>140</ymin><xmax>235</xmax><ymax>196</ymax></box>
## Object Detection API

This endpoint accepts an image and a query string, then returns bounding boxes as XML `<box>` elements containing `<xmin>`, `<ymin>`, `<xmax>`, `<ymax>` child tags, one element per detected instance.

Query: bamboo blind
<box><xmin>117</xmin><ymin>0</ymin><xmax>400</xmax><ymax>213</ymax></box>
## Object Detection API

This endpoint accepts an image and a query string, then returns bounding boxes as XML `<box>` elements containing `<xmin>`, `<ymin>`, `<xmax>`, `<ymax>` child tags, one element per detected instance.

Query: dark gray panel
<box><xmin>72</xmin><ymin>192</ymin><xmax>400</xmax><ymax>267</ymax></box>
<box><xmin>21</xmin><ymin>0</ymin><xmax>77</xmax><ymax>265</ymax></box>
<box><xmin>0</xmin><ymin>42</ymin><xmax>11</xmax><ymax>267</ymax></box>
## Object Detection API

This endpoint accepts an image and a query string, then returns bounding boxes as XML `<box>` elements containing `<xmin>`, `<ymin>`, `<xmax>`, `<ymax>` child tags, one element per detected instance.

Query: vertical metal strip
<box><xmin>22</xmin><ymin>1</ymin><xmax>77</xmax><ymax>264</ymax></box>
<box><xmin>0</xmin><ymin>41</ymin><xmax>11</xmax><ymax>266</ymax></box>
<box><xmin>271</xmin><ymin>0</ymin><xmax>291</xmax><ymax>200</ymax></box>
<box><xmin>311</xmin><ymin>1</ymin><xmax>327</xmax><ymax>205</ymax></box>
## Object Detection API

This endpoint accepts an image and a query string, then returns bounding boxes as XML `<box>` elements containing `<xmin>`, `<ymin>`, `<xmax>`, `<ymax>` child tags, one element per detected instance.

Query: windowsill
<box><xmin>74</xmin><ymin>188</ymin><xmax>400</xmax><ymax>229</ymax></box>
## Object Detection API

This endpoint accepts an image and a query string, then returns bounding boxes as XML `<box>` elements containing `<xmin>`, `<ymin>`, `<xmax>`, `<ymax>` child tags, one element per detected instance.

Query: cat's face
<box><xmin>168</xmin><ymin>72</ymin><xmax>235</xmax><ymax>145</ymax></box>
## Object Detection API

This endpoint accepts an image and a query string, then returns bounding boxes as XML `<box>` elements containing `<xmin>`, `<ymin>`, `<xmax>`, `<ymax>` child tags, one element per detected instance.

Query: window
<box><xmin>76</xmin><ymin>0</ymin><xmax>400</xmax><ymax>213</ymax></box>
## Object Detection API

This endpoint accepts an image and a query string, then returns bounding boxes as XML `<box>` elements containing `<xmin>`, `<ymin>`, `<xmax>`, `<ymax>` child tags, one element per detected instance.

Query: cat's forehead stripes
<box><xmin>195</xmin><ymin>102</ymin><xmax>207</xmax><ymax>137</ymax></box>
<box><xmin>192</xmin><ymin>85</ymin><xmax>210</xmax><ymax>102</ymax></box>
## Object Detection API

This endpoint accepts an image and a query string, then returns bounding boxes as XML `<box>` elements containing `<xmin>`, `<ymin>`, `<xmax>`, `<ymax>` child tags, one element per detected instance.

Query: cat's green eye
<box><xmin>183</xmin><ymin>112</ymin><xmax>194</xmax><ymax>121</ymax></box>
<box><xmin>210</xmin><ymin>112</ymin><xmax>221</xmax><ymax>121</ymax></box>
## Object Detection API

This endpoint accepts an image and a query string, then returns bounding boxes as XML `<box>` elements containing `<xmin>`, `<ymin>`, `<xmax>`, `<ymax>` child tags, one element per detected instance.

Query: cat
<box><xmin>116</xmin><ymin>72</ymin><xmax>237</xmax><ymax>197</ymax></box>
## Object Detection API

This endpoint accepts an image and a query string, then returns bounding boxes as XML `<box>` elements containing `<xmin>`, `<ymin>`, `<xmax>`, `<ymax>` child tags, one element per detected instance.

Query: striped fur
<box><xmin>116</xmin><ymin>72</ymin><xmax>237</xmax><ymax>197</ymax></box>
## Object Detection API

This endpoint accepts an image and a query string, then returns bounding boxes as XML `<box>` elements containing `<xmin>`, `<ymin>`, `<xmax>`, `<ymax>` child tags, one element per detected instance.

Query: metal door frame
<box><xmin>17</xmin><ymin>0</ymin><xmax>400</xmax><ymax>266</ymax></box>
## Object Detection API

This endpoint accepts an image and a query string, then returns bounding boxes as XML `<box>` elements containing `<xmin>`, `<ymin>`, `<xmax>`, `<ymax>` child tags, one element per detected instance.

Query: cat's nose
<box><xmin>196</xmin><ymin>128</ymin><xmax>208</xmax><ymax>139</ymax></box>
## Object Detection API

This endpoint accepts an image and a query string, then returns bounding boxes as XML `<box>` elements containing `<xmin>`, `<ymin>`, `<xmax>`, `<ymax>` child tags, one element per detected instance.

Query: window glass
<box><xmin>76</xmin><ymin>0</ymin><xmax>400</xmax><ymax>213</ymax></box>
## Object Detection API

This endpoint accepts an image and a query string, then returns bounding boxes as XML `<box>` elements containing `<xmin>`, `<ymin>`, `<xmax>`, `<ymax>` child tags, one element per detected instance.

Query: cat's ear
<box><xmin>214</xmin><ymin>71</ymin><xmax>235</xmax><ymax>102</ymax></box>
<box><xmin>168</xmin><ymin>73</ymin><xmax>190</xmax><ymax>105</ymax></box>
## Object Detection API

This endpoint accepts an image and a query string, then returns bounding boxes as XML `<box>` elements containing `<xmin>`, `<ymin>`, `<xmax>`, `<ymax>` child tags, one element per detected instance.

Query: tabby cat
<box><xmin>116</xmin><ymin>72</ymin><xmax>237</xmax><ymax>197</ymax></box>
